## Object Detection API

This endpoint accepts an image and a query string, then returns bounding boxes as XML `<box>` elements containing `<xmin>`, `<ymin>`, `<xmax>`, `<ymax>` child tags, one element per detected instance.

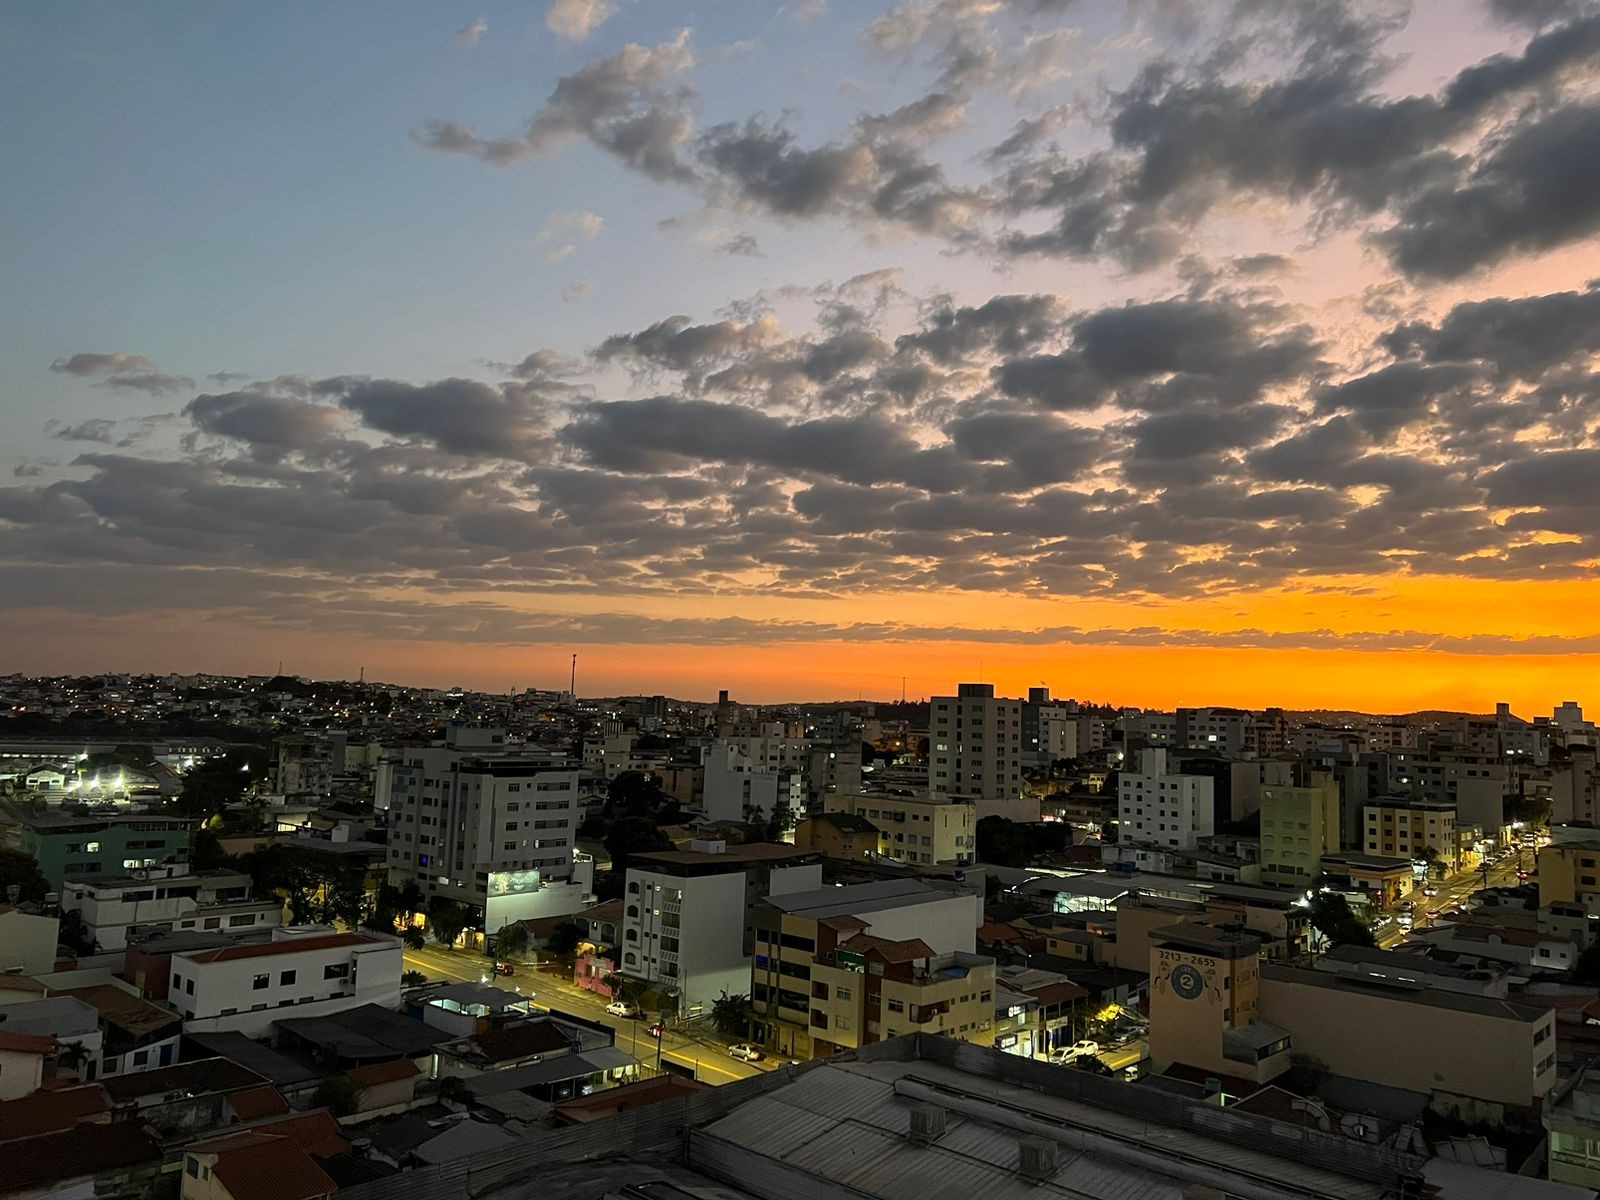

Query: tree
<box><xmin>176</xmin><ymin>747</ymin><xmax>268</xmax><ymax>820</ymax></box>
<box><xmin>604</xmin><ymin>816</ymin><xmax>673</xmax><ymax>875</ymax></box>
<box><xmin>1575</xmin><ymin>942</ymin><xmax>1600</xmax><ymax>985</ymax></box>
<box><xmin>314</xmin><ymin>1075</ymin><xmax>360</xmax><ymax>1118</ymax></box>
<box><xmin>0</xmin><ymin>847</ymin><xmax>49</xmax><ymax>905</ymax></box>
<box><xmin>607</xmin><ymin>771</ymin><xmax>664</xmax><ymax>817</ymax></box>
<box><xmin>1415</xmin><ymin>844</ymin><xmax>1443</xmax><ymax>880</ymax></box>
<box><xmin>401</xmin><ymin>970</ymin><xmax>428</xmax><ymax>987</ymax></box>
<box><xmin>1306</xmin><ymin>890</ymin><xmax>1376</xmax><ymax>949</ymax></box>
<box><xmin>711</xmin><ymin>990</ymin><xmax>749</xmax><ymax>1036</ymax></box>
<box><xmin>54</xmin><ymin>1041</ymin><xmax>91</xmax><ymax>1078</ymax></box>
<box><xmin>438</xmin><ymin>1075</ymin><xmax>472</xmax><ymax>1104</ymax></box>
<box><xmin>976</xmin><ymin>817</ymin><xmax>1027</xmax><ymax>868</ymax></box>
<box><xmin>427</xmin><ymin>898</ymin><xmax>469</xmax><ymax>947</ymax></box>
<box><xmin>544</xmin><ymin>921</ymin><xmax>584</xmax><ymax>957</ymax></box>
<box><xmin>494</xmin><ymin>921</ymin><xmax>530</xmax><ymax>959</ymax></box>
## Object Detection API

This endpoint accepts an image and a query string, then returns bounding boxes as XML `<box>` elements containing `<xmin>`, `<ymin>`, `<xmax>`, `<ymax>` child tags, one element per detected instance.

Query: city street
<box><xmin>1375</xmin><ymin>851</ymin><xmax>1527</xmax><ymax>949</ymax></box>
<box><xmin>401</xmin><ymin>942</ymin><xmax>767</xmax><ymax>1084</ymax></box>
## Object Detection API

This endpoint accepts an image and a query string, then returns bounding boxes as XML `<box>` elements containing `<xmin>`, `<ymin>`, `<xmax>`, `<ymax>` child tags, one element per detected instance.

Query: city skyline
<box><xmin>5</xmin><ymin>2</ymin><xmax>1600</xmax><ymax>713</ymax></box>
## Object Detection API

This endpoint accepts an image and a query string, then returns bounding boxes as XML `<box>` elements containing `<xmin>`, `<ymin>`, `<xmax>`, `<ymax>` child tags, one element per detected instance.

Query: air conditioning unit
<box><xmin>907</xmin><ymin>1103</ymin><xmax>946</xmax><ymax>1144</ymax></box>
<box><xmin>1017</xmin><ymin>1136</ymin><xmax>1057</xmax><ymax>1179</ymax></box>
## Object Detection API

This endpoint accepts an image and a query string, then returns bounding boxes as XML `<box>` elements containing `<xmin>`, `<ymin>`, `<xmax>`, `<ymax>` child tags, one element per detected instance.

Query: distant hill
<box><xmin>1285</xmin><ymin>709</ymin><xmax>1492</xmax><ymax>725</ymax></box>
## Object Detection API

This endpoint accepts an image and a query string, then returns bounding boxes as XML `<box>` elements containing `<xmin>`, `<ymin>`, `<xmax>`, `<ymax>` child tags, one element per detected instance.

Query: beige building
<box><xmin>1257</xmin><ymin>960</ymin><xmax>1556</xmax><ymax>1118</ymax></box>
<box><xmin>1147</xmin><ymin>923</ymin><xmax>1290</xmax><ymax>1087</ymax></box>
<box><xmin>793</xmin><ymin>811</ymin><xmax>881</xmax><ymax>861</ymax></box>
<box><xmin>826</xmin><ymin>791</ymin><xmax>976</xmax><ymax>866</ymax></box>
<box><xmin>749</xmin><ymin>878</ymin><xmax>988</xmax><ymax>1060</ymax></box>
<box><xmin>1545</xmin><ymin>1061</ymin><xmax>1600</xmax><ymax>1191</ymax></box>
<box><xmin>1363</xmin><ymin>797</ymin><xmax>1460</xmax><ymax>869</ymax></box>
<box><xmin>1539</xmin><ymin>840</ymin><xmax>1600</xmax><ymax>915</ymax></box>
<box><xmin>0</xmin><ymin>1029</ymin><xmax>53</xmax><ymax>1100</ymax></box>
<box><xmin>928</xmin><ymin>684</ymin><xmax>1029</xmax><ymax>821</ymax></box>
<box><xmin>1260</xmin><ymin>772</ymin><xmax>1340</xmax><ymax>886</ymax></box>
<box><xmin>0</xmin><ymin>905</ymin><xmax>59</xmax><ymax>975</ymax></box>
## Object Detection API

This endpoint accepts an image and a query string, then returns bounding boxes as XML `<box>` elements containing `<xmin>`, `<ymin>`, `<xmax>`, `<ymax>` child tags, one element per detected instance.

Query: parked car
<box><xmin>606</xmin><ymin>1000</ymin><xmax>641</xmax><ymax>1018</ymax></box>
<box><xmin>728</xmin><ymin>1043</ymin><xmax>765</xmax><ymax>1062</ymax></box>
<box><xmin>647</xmin><ymin>1022</ymin><xmax>665</xmax><ymax>1040</ymax></box>
<box><xmin>491</xmin><ymin>962</ymin><xmax>515</xmax><ymax>977</ymax></box>
<box><xmin>1049</xmin><ymin>1040</ymin><xmax>1101</xmax><ymax>1064</ymax></box>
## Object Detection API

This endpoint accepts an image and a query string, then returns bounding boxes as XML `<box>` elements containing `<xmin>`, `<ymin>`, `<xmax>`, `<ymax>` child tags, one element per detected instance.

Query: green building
<box><xmin>4</xmin><ymin>807</ymin><xmax>194</xmax><ymax>891</ymax></box>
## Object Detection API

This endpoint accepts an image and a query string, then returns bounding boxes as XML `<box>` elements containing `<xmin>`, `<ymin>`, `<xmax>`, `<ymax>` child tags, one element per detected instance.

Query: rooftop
<box><xmin>764</xmin><ymin>877</ymin><xmax>955</xmax><ymax>919</ymax></box>
<box><xmin>178</xmin><ymin>930</ymin><xmax>383</xmax><ymax>963</ymax></box>
<box><xmin>1151</xmin><ymin>921</ymin><xmax>1263</xmax><ymax>959</ymax></box>
<box><xmin>0</xmin><ymin>1084</ymin><xmax>109</xmax><ymax>1138</ymax></box>
<box><xmin>275</xmin><ymin>1003</ymin><xmax>448</xmax><ymax>1060</ymax></box>
<box><xmin>99</xmin><ymin>1056</ymin><xmax>266</xmax><ymax>1102</ymax></box>
<box><xmin>347</xmin><ymin>1058</ymin><xmax>421</xmax><ymax>1088</ymax></box>
<box><xmin>632</xmin><ymin>842</ymin><xmax>819</xmax><ymax>869</ymax></box>
<box><xmin>59</xmin><ymin>983</ymin><xmax>180</xmax><ymax>1038</ymax></box>
<box><xmin>0</xmin><ymin>994</ymin><xmax>101</xmax><ymax>1038</ymax></box>
<box><xmin>807</xmin><ymin>811</ymin><xmax>881</xmax><ymax>834</ymax></box>
<box><xmin>1261</xmin><ymin>960</ymin><xmax>1550</xmax><ymax>1022</ymax></box>
<box><xmin>0</xmin><ymin>1119</ymin><xmax>160</xmax><ymax>1192</ymax></box>
<box><xmin>0</xmin><ymin>1029</ymin><xmax>55</xmax><ymax>1054</ymax></box>
<box><xmin>466</xmin><ymin>1019</ymin><xmax>575</xmax><ymax>1064</ymax></box>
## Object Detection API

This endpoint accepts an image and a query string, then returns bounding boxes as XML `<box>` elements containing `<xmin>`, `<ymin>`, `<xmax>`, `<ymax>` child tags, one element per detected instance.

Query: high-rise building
<box><xmin>928</xmin><ymin>684</ymin><xmax>1030</xmax><ymax>820</ymax></box>
<box><xmin>1259</xmin><ymin>771</ymin><xmax>1341</xmax><ymax>886</ymax></box>
<box><xmin>1117</xmin><ymin>748</ymin><xmax>1215</xmax><ymax>850</ymax></box>
<box><xmin>383</xmin><ymin>726</ymin><xmax>591</xmax><ymax>931</ymax></box>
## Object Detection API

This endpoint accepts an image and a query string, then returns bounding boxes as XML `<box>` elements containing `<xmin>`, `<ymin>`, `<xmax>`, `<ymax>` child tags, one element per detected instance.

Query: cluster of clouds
<box><xmin>414</xmin><ymin>0</ymin><xmax>1600</xmax><ymax>281</ymax></box>
<box><xmin>11</xmin><ymin>0</ymin><xmax>1600</xmax><ymax>652</ymax></box>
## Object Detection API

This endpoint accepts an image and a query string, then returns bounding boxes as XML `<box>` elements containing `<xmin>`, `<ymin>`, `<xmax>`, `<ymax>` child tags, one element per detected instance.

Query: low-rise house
<box><xmin>0</xmin><ymin>1030</ymin><xmax>54</xmax><ymax>1100</ymax></box>
<box><xmin>58</xmin><ymin>982</ymin><xmax>183</xmax><ymax>1076</ymax></box>
<box><xmin>0</xmin><ymin>995</ymin><xmax>103</xmax><ymax>1080</ymax></box>
<box><xmin>63</xmin><ymin>865</ymin><xmax>279</xmax><ymax>953</ymax></box>
<box><xmin>180</xmin><ymin>1110</ymin><xmax>351</xmax><ymax>1200</ymax></box>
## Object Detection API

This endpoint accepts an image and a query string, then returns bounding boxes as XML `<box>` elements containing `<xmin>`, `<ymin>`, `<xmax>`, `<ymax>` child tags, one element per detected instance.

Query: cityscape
<box><xmin>5</xmin><ymin>2</ymin><xmax>1600</xmax><ymax>1200</ymax></box>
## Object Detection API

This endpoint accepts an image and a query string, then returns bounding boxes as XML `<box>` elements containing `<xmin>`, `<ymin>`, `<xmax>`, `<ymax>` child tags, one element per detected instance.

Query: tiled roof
<box><xmin>211</xmin><ymin>1139</ymin><xmax>338</xmax><ymax>1200</ymax></box>
<box><xmin>470</xmin><ymin>1020</ymin><xmax>573</xmax><ymax>1063</ymax></box>
<box><xmin>100</xmin><ymin>1057</ymin><xmax>266</xmax><ymax>1102</ymax></box>
<box><xmin>0</xmin><ymin>1120</ymin><xmax>160</xmax><ymax>1190</ymax></box>
<box><xmin>0</xmin><ymin>1085</ymin><xmax>109</xmax><ymax>1139</ymax></box>
<box><xmin>227</xmin><ymin>1086</ymin><xmax>291</xmax><ymax>1119</ymax></box>
<box><xmin>189</xmin><ymin>1110</ymin><xmax>347</xmax><ymax>1158</ymax></box>
<box><xmin>0</xmin><ymin>1030</ymin><xmax>55</xmax><ymax>1054</ymax></box>
<box><xmin>841</xmin><ymin>932</ymin><xmax>934</xmax><ymax>962</ymax></box>
<box><xmin>179</xmin><ymin>932</ymin><xmax>376</xmax><ymax>963</ymax></box>
<box><xmin>346</xmin><ymin>1058</ymin><xmax>421</xmax><ymax>1087</ymax></box>
<box><xmin>59</xmin><ymin>984</ymin><xmax>180</xmax><ymax>1037</ymax></box>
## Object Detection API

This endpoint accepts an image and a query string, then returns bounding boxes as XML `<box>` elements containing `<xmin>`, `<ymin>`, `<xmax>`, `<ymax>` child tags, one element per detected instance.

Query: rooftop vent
<box><xmin>1017</xmin><ymin>1135</ymin><xmax>1058</xmax><ymax>1179</ymax></box>
<box><xmin>908</xmin><ymin>1102</ymin><xmax>946</xmax><ymax>1144</ymax></box>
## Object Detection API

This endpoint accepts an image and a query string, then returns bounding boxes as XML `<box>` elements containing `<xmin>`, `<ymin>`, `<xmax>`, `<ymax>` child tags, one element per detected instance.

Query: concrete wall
<box><xmin>0</xmin><ymin>907</ymin><xmax>59</xmax><ymax>974</ymax></box>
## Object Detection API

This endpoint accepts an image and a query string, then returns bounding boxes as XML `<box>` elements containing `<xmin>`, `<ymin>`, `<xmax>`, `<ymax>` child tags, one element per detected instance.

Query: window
<box><xmin>85</xmin><ymin>841</ymin><xmax>101</xmax><ymax>852</ymax></box>
<box><xmin>252</xmin><ymin>974</ymin><xmax>269</xmax><ymax>990</ymax></box>
<box><xmin>186</xmin><ymin>978</ymin><xmax>195</xmax><ymax>995</ymax></box>
<box><xmin>228</xmin><ymin>914</ymin><xmax>255</xmax><ymax>928</ymax></box>
<box><xmin>324</xmin><ymin>963</ymin><xmax>349</xmax><ymax>980</ymax></box>
<box><xmin>172</xmin><ymin>973</ymin><xmax>181</xmax><ymax>991</ymax></box>
<box><xmin>133</xmin><ymin>1049</ymin><xmax>149</xmax><ymax>1066</ymax></box>
<box><xmin>887</xmin><ymin>998</ymin><xmax>904</xmax><ymax>1013</ymax></box>
<box><xmin>186</xmin><ymin>1160</ymin><xmax>200</xmax><ymax>1180</ymax></box>
<box><xmin>280</xmin><ymin>970</ymin><xmax>296</xmax><ymax>986</ymax></box>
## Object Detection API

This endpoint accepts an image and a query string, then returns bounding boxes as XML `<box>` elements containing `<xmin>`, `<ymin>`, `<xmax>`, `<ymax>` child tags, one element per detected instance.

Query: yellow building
<box><xmin>1260</xmin><ymin>772</ymin><xmax>1340</xmax><ymax>886</ymax></box>
<box><xmin>1539</xmin><ymin>840</ymin><xmax>1600</xmax><ymax>915</ymax></box>
<box><xmin>1363</xmin><ymin>797</ymin><xmax>1460</xmax><ymax>869</ymax></box>
<box><xmin>1147</xmin><ymin>923</ymin><xmax>1291</xmax><ymax>1087</ymax></box>
<box><xmin>826</xmin><ymin>792</ymin><xmax>976</xmax><ymax>866</ymax></box>
<box><xmin>793</xmin><ymin>811</ymin><xmax>881</xmax><ymax>860</ymax></box>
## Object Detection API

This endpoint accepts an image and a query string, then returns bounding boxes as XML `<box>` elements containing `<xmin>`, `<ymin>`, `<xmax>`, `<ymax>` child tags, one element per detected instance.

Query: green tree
<box><xmin>544</xmin><ymin>921</ymin><xmax>584</xmax><ymax>957</ymax></box>
<box><xmin>401</xmin><ymin>970</ymin><xmax>428</xmax><ymax>987</ymax></box>
<box><xmin>607</xmin><ymin>771</ymin><xmax>664</xmax><ymax>817</ymax></box>
<box><xmin>438</xmin><ymin>1075</ymin><xmax>472</xmax><ymax>1104</ymax></box>
<box><xmin>0</xmin><ymin>847</ymin><xmax>49</xmax><ymax>905</ymax></box>
<box><xmin>494</xmin><ymin>921</ymin><xmax>530</xmax><ymax>959</ymax></box>
<box><xmin>604</xmin><ymin>816</ymin><xmax>673</xmax><ymax>875</ymax></box>
<box><xmin>1415</xmin><ymin>844</ymin><xmax>1443</xmax><ymax>880</ymax></box>
<box><xmin>1306</xmin><ymin>890</ymin><xmax>1377</xmax><ymax>949</ymax></box>
<box><xmin>176</xmin><ymin>747</ymin><xmax>268</xmax><ymax>820</ymax></box>
<box><xmin>428</xmin><ymin>898</ymin><xmax>469</xmax><ymax>947</ymax></box>
<box><xmin>711</xmin><ymin>990</ymin><xmax>749</xmax><ymax>1036</ymax></box>
<box><xmin>976</xmin><ymin>817</ymin><xmax>1026</xmax><ymax>867</ymax></box>
<box><xmin>314</xmin><ymin>1075</ymin><xmax>360</xmax><ymax>1117</ymax></box>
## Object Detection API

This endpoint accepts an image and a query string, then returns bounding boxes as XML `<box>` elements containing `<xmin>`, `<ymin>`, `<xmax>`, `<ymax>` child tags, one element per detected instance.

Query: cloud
<box><xmin>780</xmin><ymin>0</ymin><xmax>829</xmax><ymax>25</ymax></box>
<box><xmin>535</xmin><ymin>208</ymin><xmax>605</xmax><ymax>263</ymax></box>
<box><xmin>49</xmin><ymin>350</ymin><xmax>194</xmax><ymax>396</ymax></box>
<box><xmin>562</xmin><ymin>281</ymin><xmax>591</xmax><ymax>303</ymax></box>
<box><xmin>185</xmin><ymin>391</ymin><xmax>346</xmax><ymax>462</ymax></box>
<box><xmin>546</xmin><ymin>0</ymin><xmax>617</xmax><ymax>42</ymax></box>
<box><xmin>456</xmin><ymin>17</ymin><xmax>488</xmax><ymax>46</ymax></box>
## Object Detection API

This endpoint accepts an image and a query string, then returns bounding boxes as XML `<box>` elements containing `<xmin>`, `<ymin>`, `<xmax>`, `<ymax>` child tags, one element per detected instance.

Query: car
<box><xmin>1517</xmin><ymin>870</ymin><xmax>1530</xmax><ymax>880</ymax></box>
<box><xmin>727</xmin><ymin>1043</ymin><xmax>765</xmax><ymax>1062</ymax></box>
<box><xmin>1426</xmin><ymin>909</ymin><xmax>1443</xmax><ymax>920</ymax></box>
<box><xmin>491</xmin><ymin>962</ymin><xmax>514</xmax><ymax>977</ymax></box>
<box><xmin>1423</xmin><ymin>886</ymin><xmax>1439</xmax><ymax>897</ymax></box>
<box><xmin>1049</xmin><ymin>1040</ymin><xmax>1101</xmax><ymax>1064</ymax></box>
<box><xmin>606</xmin><ymin>1000</ymin><xmax>641</xmax><ymax>1018</ymax></box>
<box><xmin>647</xmin><ymin>1022</ymin><xmax>665</xmax><ymax>1040</ymax></box>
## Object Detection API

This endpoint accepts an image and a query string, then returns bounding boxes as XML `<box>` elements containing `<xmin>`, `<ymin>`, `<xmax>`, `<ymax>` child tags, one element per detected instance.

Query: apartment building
<box><xmin>928</xmin><ymin>684</ymin><xmax>1030</xmax><ymax>820</ymax></box>
<box><xmin>62</xmin><ymin>865</ymin><xmax>280</xmax><ymax>953</ymax></box>
<box><xmin>1539</xmin><ymin>840</ymin><xmax>1600</xmax><ymax>916</ymax></box>
<box><xmin>1545</xmin><ymin>1061</ymin><xmax>1600</xmax><ymax>1192</ymax></box>
<box><xmin>622</xmin><ymin>841</ymin><xmax>821</xmax><ymax>1014</ymax></box>
<box><xmin>1259</xmin><ymin>771</ymin><xmax>1341</xmax><ymax>886</ymax></box>
<box><xmin>4</xmin><ymin>807</ymin><xmax>194</xmax><ymax>891</ymax></box>
<box><xmin>1362</xmin><ymin>796</ymin><xmax>1461</xmax><ymax>869</ymax></box>
<box><xmin>793</xmin><ymin>811</ymin><xmax>881</xmax><ymax>860</ymax></box>
<box><xmin>383</xmin><ymin>726</ymin><xmax>591</xmax><ymax>929</ymax></box>
<box><xmin>1148</xmin><ymin>923</ymin><xmax>1290</xmax><ymax>1087</ymax></box>
<box><xmin>826</xmin><ymin>791</ymin><xmax>976</xmax><ymax>865</ymax></box>
<box><xmin>1384</xmin><ymin>749</ymin><xmax>1508</xmax><ymax>831</ymax></box>
<box><xmin>700</xmin><ymin>742</ymin><xmax>805</xmax><ymax>826</ymax></box>
<box><xmin>750</xmin><ymin>878</ymin><xmax>986</xmax><ymax>1059</ymax></box>
<box><xmin>170</xmin><ymin>927</ymin><xmax>402</xmax><ymax>1038</ymax></box>
<box><xmin>1117</xmin><ymin>748</ymin><xmax>1215</xmax><ymax>850</ymax></box>
<box><xmin>1176</xmin><ymin>707</ymin><xmax>1250</xmax><ymax>756</ymax></box>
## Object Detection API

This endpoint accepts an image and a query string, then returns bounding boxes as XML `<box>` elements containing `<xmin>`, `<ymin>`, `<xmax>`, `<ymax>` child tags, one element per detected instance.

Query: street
<box><xmin>401</xmin><ymin>942</ymin><xmax>767</xmax><ymax>1084</ymax></box>
<box><xmin>1375</xmin><ymin>851</ymin><xmax>1526</xmax><ymax>949</ymax></box>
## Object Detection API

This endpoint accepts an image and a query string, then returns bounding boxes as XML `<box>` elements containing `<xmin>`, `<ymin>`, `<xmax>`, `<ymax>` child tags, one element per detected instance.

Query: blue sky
<box><xmin>3</xmin><ymin>1</ymin><xmax>1600</xmax><ymax>710</ymax></box>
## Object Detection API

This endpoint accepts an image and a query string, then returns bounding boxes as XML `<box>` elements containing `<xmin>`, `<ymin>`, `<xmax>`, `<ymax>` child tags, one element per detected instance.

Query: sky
<box><xmin>2</xmin><ymin>0</ymin><xmax>1600</xmax><ymax>713</ymax></box>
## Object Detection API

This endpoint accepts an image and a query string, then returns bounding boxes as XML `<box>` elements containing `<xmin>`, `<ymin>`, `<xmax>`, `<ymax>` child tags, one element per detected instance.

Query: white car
<box><xmin>1049</xmin><ymin>1040</ymin><xmax>1101</xmax><ymax>1064</ymax></box>
<box><xmin>606</xmin><ymin>1000</ymin><xmax>641</xmax><ymax>1018</ymax></box>
<box><xmin>728</xmin><ymin>1043</ymin><xmax>765</xmax><ymax>1062</ymax></box>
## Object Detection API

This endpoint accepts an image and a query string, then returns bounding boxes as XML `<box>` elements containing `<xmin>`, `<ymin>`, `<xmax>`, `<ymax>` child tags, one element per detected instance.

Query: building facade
<box><xmin>826</xmin><ymin>792</ymin><xmax>976</xmax><ymax>866</ymax></box>
<box><xmin>1117</xmin><ymin>748</ymin><xmax>1215</xmax><ymax>851</ymax></box>
<box><xmin>1259</xmin><ymin>772</ymin><xmax>1341</xmax><ymax>886</ymax></box>
<box><xmin>928</xmin><ymin>684</ymin><xmax>1029</xmax><ymax>820</ymax></box>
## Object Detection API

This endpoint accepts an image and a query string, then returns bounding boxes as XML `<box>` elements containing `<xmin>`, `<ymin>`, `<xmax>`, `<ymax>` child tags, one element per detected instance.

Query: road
<box><xmin>402</xmin><ymin>942</ymin><xmax>766</xmax><ymax>1084</ymax></box>
<box><xmin>1375</xmin><ymin>851</ymin><xmax>1526</xmax><ymax>949</ymax></box>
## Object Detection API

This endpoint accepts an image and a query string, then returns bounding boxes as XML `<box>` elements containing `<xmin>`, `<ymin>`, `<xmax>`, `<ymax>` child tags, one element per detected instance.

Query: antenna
<box><xmin>570</xmin><ymin>653</ymin><xmax>577</xmax><ymax>698</ymax></box>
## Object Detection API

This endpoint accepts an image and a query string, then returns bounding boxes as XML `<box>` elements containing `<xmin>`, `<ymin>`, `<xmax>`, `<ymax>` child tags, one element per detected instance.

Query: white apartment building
<box><xmin>384</xmin><ymin>727</ymin><xmax>592</xmax><ymax>928</ymax></box>
<box><xmin>171</xmin><ymin>927</ymin><xmax>402</xmax><ymax>1038</ymax></box>
<box><xmin>62</xmin><ymin>865</ymin><xmax>280</xmax><ymax>952</ymax></box>
<box><xmin>701</xmin><ymin>741</ymin><xmax>805</xmax><ymax>826</ymax></box>
<box><xmin>929</xmin><ymin>684</ymin><xmax>1029</xmax><ymax>820</ymax></box>
<box><xmin>1118</xmin><ymin>748</ymin><xmax>1216</xmax><ymax>850</ymax></box>
<box><xmin>622</xmin><ymin>841</ymin><xmax>822</xmax><ymax>1014</ymax></box>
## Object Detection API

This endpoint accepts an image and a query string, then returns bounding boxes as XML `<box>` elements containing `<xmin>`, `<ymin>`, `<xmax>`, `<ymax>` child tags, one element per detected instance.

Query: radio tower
<box><xmin>570</xmin><ymin>654</ymin><xmax>577</xmax><ymax>699</ymax></box>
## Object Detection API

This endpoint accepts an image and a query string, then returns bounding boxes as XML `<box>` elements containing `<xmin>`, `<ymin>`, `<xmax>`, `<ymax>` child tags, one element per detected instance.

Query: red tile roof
<box><xmin>471</xmin><ymin>1021</ymin><xmax>573</xmax><ymax>1063</ymax></box>
<box><xmin>211</xmin><ymin>1139</ymin><xmax>338</xmax><ymax>1200</ymax></box>
<box><xmin>180</xmin><ymin>933</ymin><xmax>376</xmax><ymax>963</ymax></box>
<box><xmin>100</xmin><ymin>1057</ymin><xmax>266</xmax><ymax>1102</ymax></box>
<box><xmin>227</xmin><ymin>1086</ymin><xmax>290</xmax><ymax>1119</ymax></box>
<box><xmin>842</xmin><ymin>932</ymin><xmax>935</xmax><ymax>962</ymax></box>
<box><xmin>551</xmin><ymin>1073</ymin><xmax>707</xmax><ymax>1124</ymax></box>
<box><xmin>189</xmin><ymin>1111</ymin><xmax>347</xmax><ymax>1159</ymax></box>
<box><xmin>0</xmin><ymin>1030</ymin><xmax>56</xmax><ymax>1055</ymax></box>
<box><xmin>0</xmin><ymin>1120</ymin><xmax>160</xmax><ymax>1191</ymax></box>
<box><xmin>346</xmin><ymin>1058</ymin><xmax>421</xmax><ymax>1088</ymax></box>
<box><xmin>0</xmin><ymin>1085</ymin><xmax>109</xmax><ymax>1139</ymax></box>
